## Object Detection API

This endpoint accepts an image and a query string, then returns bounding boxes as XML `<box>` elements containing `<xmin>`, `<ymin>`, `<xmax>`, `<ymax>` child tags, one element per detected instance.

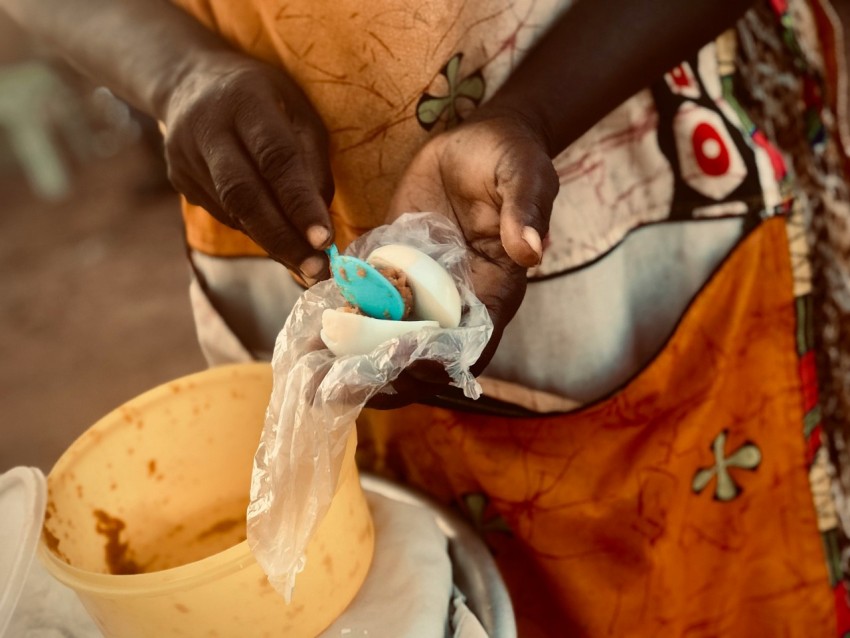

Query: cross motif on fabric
<box><xmin>691</xmin><ymin>430</ymin><xmax>761</xmax><ymax>501</ymax></box>
<box><xmin>416</xmin><ymin>53</ymin><xmax>485</xmax><ymax>131</ymax></box>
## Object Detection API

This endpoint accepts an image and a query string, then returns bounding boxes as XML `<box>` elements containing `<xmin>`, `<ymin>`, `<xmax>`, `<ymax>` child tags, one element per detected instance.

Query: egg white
<box><xmin>321</xmin><ymin>309</ymin><xmax>439</xmax><ymax>357</ymax></box>
<box><xmin>367</xmin><ymin>245</ymin><xmax>461</xmax><ymax>328</ymax></box>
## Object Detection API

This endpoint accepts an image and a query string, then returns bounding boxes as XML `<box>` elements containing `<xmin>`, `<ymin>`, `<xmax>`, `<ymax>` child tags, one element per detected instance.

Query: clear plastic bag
<box><xmin>247</xmin><ymin>212</ymin><xmax>493</xmax><ymax>599</ymax></box>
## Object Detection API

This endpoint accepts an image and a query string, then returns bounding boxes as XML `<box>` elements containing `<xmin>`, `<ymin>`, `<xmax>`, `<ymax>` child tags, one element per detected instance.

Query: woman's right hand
<box><xmin>0</xmin><ymin>0</ymin><xmax>335</xmax><ymax>280</ymax></box>
<box><xmin>162</xmin><ymin>51</ymin><xmax>335</xmax><ymax>282</ymax></box>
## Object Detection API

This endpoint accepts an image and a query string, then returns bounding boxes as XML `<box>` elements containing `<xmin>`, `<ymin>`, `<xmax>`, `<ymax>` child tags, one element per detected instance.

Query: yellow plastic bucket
<box><xmin>38</xmin><ymin>363</ymin><xmax>374</xmax><ymax>637</ymax></box>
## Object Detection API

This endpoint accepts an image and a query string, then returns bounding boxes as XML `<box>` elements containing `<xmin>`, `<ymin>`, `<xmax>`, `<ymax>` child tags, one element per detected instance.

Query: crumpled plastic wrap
<box><xmin>247</xmin><ymin>212</ymin><xmax>494</xmax><ymax>599</ymax></box>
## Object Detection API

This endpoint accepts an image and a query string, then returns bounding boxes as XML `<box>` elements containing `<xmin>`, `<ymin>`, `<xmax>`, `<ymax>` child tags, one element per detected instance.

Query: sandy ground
<box><xmin>0</xmin><ymin>142</ymin><xmax>206</xmax><ymax>472</ymax></box>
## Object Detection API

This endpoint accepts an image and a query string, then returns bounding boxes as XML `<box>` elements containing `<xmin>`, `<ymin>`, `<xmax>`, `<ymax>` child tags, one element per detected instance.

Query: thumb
<box><xmin>498</xmin><ymin>151</ymin><xmax>559</xmax><ymax>268</ymax></box>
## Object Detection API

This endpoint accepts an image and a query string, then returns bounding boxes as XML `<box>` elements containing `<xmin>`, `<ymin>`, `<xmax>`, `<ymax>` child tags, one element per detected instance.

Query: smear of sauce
<box><xmin>93</xmin><ymin>509</ymin><xmax>142</xmax><ymax>575</ymax></box>
<box><xmin>196</xmin><ymin>518</ymin><xmax>244</xmax><ymax>542</ymax></box>
<box><xmin>42</xmin><ymin>500</ymin><xmax>70</xmax><ymax>561</ymax></box>
<box><xmin>42</xmin><ymin>527</ymin><xmax>67</xmax><ymax>562</ymax></box>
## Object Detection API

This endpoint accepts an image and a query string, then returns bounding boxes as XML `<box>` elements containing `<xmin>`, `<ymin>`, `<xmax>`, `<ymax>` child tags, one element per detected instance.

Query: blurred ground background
<box><xmin>0</xmin><ymin>14</ymin><xmax>206</xmax><ymax>471</ymax></box>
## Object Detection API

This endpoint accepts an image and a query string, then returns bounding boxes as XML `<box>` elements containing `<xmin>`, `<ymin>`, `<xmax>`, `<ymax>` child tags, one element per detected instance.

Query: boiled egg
<box><xmin>367</xmin><ymin>244</ymin><xmax>461</xmax><ymax>328</ymax></box>
<box><xmin>320</xmin><ymin>244</ymin><xmax>462</xmax><ymax>357</ymax></box>
<box><xmin>320</xmin><ymin>310</ymin><xmax>439</xmax><ymax>357</ymax></box>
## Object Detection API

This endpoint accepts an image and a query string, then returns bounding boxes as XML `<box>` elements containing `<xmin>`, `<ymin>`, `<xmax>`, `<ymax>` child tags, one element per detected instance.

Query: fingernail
<box><xmin>299</xmin><ymin>255</ymin><xmax>325</xmax><ymax>279</ymax></box>
<box><xmin>521</xmin><ymin>226</ymin><xmax>543</xmax><ymax>263</ymax></box>
<box><xmin>307</xmin><ymin>225</ymin><xmax>330</xmax><ymax>249</ymax></box>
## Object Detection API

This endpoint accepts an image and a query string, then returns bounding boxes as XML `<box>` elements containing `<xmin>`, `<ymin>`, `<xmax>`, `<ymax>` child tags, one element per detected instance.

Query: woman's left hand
<box><xmin>376</xmin><ymin>110</ymin><xmax>560</xmax><ymax>404</ymax></box>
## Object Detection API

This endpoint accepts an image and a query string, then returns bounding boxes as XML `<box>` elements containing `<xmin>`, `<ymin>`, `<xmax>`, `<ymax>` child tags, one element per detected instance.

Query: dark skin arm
<box><xmin>0</xmin><ymin>0</ymin><xmax>334</xmax><ymax>281</ymax></box>
<box><xmin>385</xmin><ymin>0</ymin><xmax>758</xmax><ymax>402</ymax></box>
<box><xmin>491</xmin><ymin>0</ymin><xmax>760</xmax><ymax>157</ymax></box>
<box><xmin>3</xmin><ymin>0</ymin><xmax>757</xmax><ymax>401</ymax></box>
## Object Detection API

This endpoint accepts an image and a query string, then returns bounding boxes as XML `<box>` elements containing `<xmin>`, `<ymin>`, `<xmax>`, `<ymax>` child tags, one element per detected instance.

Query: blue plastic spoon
<box><xmin>325</xmin><ymin>244</ymin><xmax>405</xmax><ymax>320</ymax></box>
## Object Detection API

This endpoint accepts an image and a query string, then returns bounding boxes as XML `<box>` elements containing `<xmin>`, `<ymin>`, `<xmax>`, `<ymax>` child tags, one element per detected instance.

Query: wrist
<box><xmin>469</xmin><ymin>99</ymin><xmax>555</xmax><ymax>157</ymax></box>
<box><xmin>150</xmin><ymin>63</ymin><xmax>188</xmax><ymax>123</ymax></box>
<box><xmin>156</xmin><ymin>47</ymin><xmax>245</xmax><ymax>124</ymax></box>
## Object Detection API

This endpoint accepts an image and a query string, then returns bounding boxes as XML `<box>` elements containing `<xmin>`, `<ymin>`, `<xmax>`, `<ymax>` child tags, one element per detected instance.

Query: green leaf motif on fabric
<box><xmin>692</xmin><ymin>430</ymin><xmax>761</xmax><ymax>501</ymax></box>
<box><xmin>417</xmin><ymin>96</ymin><xmax>452</xmax><ymax>126</ymax></box>
<box><xmin>795</xmin><ymin>294</ymin><xmax>815</xmax><ymax>356</ymax></box>
<box><xmin>823</xmin><ymin>528</ymin><xmax>843</xmax><ymax>587</ymax></box>
<box><xmin>462</xmin><ymin>492</ymin><xmax>512</xmax><ymax>536</ymax></box>
<box><xmin>416</xmin><ymin>53</ymin><xmax>486</xmax><ymax>131</ymax></box>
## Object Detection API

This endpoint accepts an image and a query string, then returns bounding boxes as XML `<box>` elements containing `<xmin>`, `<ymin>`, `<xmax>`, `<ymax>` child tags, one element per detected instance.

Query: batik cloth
<box><xmin>168</xmin><ymin>0</ymin><xmax>850</xmax><ymax>633</ymax></box>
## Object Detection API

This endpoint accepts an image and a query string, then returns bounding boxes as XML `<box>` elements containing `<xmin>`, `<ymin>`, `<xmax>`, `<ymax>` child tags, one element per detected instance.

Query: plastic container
<box><xmin>37</xmin><ymin>363</ymin><xmax>374</xmax><ymax>637</ymax></box>
<box><xmin>0</xmin><ymin>466</ymin><xmax>47</xmax><ymax>636</ymax></box>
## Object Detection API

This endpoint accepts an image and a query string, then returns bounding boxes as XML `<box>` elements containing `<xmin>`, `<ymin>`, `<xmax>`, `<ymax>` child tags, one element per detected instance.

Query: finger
<box><xmin>205</xmin><ymin>138</ymin><xmax>328</xmax><ymax>280</ymax></box>
<box><xmin>164</xmin><ymin>135</ymin><xmax>238</xmax><ymax>228</ymax></box>
<box><xmin>236</xmin><ymin>110</ymin><xmax>334</xmax><ymax>251</ymax></box>
<box><xmin>292</xmin><ymin>122</ymin><xmax>335</xmax><ymax>206</ymax></box>
<box><xmin>366</xmin><ymin>367</ymin><xmax>452</xmax><ymax>410</ymax></box>
<box><xmin>465</xmin><ymin>252</ymin><xmax>528</xmax><ymax>376</ymax></box>
<box><xmin>496</xmin><ymin>151</ymin><xmax>560</xmax><ymax>268</ymax></box>
<box><xmin>167</xmin><ymin>149</ymin><xmax>242</xmax><ymax>231</ymax></box>
<box><xmin>366</xmin><ymin>392</ymin><xmax>409</xmax><ymax>410</ymax></box>
<box><xmin>407</xmin><ymin>360</ymin><xmax>452</xmax><ymax>384</ymax></box>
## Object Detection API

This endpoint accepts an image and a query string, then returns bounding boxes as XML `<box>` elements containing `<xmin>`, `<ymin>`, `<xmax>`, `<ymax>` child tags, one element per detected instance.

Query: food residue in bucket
<box><xmin>43</xmin><ymin>498</ymin><xmax>70</xmax><ymax>562</ymax></box>
<box><xmin>93</xmin><ymin>509</ymin><xmax>143</xmax><ymax>575</ymax></box>
<box><xmin>140</xmin><ymin>500</ymin><xmax>250</xmax><ymax>572</ymax></box>
<box><xmin>83</xmin><ymin>501</ymin><xmax>249</xmax><ymax>574</ymax></box>
<box><xmin>42</xmin><ymin>526</ymin><xmax>68</xmax><ymax>562</ymax></box>
<box><xmin>195</xmin><ymin>517</ymin><xmax>243</xmax><ymax>542</ymax></box>
<box><xmin>140</xmin><ymin>509</ymin><xmax>247</xmax><ymax>571</ymax></box>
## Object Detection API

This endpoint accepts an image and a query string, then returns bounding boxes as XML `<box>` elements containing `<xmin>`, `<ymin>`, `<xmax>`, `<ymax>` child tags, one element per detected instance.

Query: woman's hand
<box><xmin>374</xmin><ymin>0</ymin><xmax>757</xmax><ymax>405</ymax></box>
<box><xmin>374</xmin><ymin>109</ymin><xmax>559</xmax><ymax>405</ymax></box>
<box><xmin>162</xmin><ymin>51</ymin><xmax>334</xmax><ymax>281</ymax></box>
<box><xmin>1</xmin><ymin>0</ymin><xmax>340</xmax><ymax>280</ymax></box>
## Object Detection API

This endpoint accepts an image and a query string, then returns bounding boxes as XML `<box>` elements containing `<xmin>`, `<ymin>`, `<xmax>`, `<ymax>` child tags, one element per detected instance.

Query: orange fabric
<box><xmin>181</xmin><ymin>199</ymin><xmax>365</xmax><ymax>258</ymax></box>
<box><xmin>182</xmin><ymin>205</ymin><xmax>268</xmax><ymax>257</ymax></box>
<box><xmin>359</xmin><ymin>218</ymin><xmax>834</xmax><ymax>637</ymax></box>
<box><xmin>171</xmin><ymin>0</ymin><xmax>466</xmax><ymax>256</ymax></box>
<box><xmin>169</xmin><ymin>0</ymin><xmax>563</xmax><ymax>257</ymax></box>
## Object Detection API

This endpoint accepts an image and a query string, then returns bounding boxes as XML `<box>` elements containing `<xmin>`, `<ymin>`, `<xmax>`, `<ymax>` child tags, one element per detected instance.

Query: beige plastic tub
<box><xmin>38</xmin><ymin>363</ymin><xmax>374</xmax><ymax>637</ymax></box>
